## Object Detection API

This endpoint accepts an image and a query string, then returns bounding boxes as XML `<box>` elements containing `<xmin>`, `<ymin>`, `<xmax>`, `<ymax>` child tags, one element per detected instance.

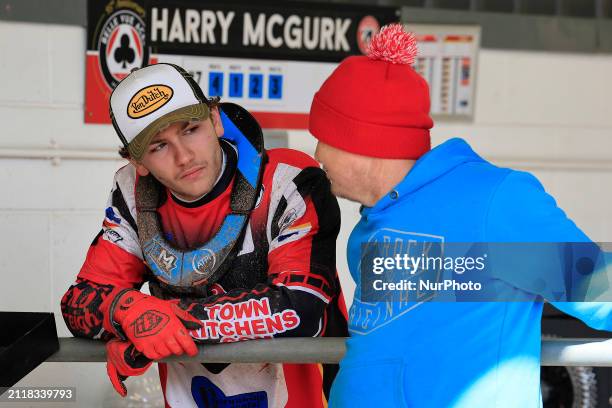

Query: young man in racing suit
<box><xmin>60</xmin><ymin>63</ymin><xmax>347</xmax><ymax>407</ymax></box>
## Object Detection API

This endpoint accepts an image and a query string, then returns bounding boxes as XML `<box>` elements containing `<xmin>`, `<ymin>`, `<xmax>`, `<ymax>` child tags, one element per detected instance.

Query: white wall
<box><xmin>1</xmin><ymin>20</ymin><xmax>611</xmax><ymax>406</ymax></box>
<box><xmin>0</xmin><ymin>21</ymin><xmax>129</xmax><ymax>407</ymax></box>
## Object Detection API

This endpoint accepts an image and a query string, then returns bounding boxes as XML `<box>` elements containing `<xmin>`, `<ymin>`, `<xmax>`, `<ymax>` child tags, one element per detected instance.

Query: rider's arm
<box><xmin>60</xmin><ymin>166</ymin><xmax>146</xmax><ymax>339</ymax></box>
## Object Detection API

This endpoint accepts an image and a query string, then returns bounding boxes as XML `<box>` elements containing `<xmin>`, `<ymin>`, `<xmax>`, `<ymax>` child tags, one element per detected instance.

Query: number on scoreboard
<box><xmin>249</xmin><ymin>74</ymin><xmax>263</xmax><ymax>99</ymax></box>
<box><xmin>208</xmin><ymin>72</ymin><xmax>224</xmax><ymax>97</ymax></box>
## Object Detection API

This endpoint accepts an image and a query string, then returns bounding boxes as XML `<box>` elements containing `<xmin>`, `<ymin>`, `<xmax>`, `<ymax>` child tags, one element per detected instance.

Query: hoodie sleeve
<box><xmin>485</xmin><ymin>170</ymin><xmax>612</xmax><ymax>331</ymax></box>
<box><xmin>485</xmin><ymin>170</ymin><xmax>589</xmax><ymax>243</ymax></box>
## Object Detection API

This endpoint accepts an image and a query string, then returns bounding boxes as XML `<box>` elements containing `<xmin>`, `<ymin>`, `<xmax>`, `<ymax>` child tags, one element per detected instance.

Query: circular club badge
<box><xmin>98</xmin><ymin>9</ymin><xmax>149</xmax><ymax>88</ymax></box>
<box><xmin>356</xmin><ymin>15</ymin><xmax>380</xmax><ymax>55</ymax></box>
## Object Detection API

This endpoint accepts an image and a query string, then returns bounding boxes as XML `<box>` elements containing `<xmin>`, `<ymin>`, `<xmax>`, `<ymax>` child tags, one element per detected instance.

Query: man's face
<box><xmin>315</xmin><ymin>141</ymin><xmax>371</xmax><ymax>205</ymax></box>
<box><xmin>134</xmin><ymin>107</ymin><xmax>225</xmax><ymax>201</ymax></box>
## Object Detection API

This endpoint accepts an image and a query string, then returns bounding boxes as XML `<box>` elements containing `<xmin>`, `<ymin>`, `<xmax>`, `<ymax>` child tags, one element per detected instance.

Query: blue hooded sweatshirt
<box><xmin>330</xmin><ymin>138</ymin><xmax>612</xmax><ymax>408</ymax></box>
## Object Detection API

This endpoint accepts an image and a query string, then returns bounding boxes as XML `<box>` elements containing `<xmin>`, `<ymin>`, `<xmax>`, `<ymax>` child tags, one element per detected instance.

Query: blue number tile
<box><xmin>229</xmin><ymin>73</ymin><xmax>244</xmax><ymax>98</ymax></box>
<box><xmin>268</xmin><ymin>75</ymin><xmax>283</xmax><ymax>99</ymax></box>
<box><xmin>208</xmin><ymin>72</ymin><xmax>224</xmax><ymax>97</ymax></box>
<box><xmin>248</xmin><ymin>74</ymin><xmax>264</xmax><ymax>99</ymax></box>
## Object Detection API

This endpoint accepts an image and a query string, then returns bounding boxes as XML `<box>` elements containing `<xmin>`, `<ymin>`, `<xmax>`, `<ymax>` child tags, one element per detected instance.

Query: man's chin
<box><xmin>330</xmin><ymin>186</ymin><xmax>354</xmax><ymax>202</ymax></box>
<box><xmin>171</xmin><ymin>183</ymin><xmax>213</xmax><ymax>202</ymax></box>
<box><xmin>331</xmin><ymin>187</ymin><xmax>369</xmax><ymax>206</ymax></box>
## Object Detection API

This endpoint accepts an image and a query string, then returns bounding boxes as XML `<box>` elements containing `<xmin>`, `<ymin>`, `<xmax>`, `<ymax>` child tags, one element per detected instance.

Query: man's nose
<box><xmin>174</xmin><ymin>142</ymin><xmax>194</xmax><ymax>166</ymax></box>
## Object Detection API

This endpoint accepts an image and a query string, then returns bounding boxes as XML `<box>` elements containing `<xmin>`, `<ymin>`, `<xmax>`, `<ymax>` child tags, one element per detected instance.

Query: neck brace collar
<box><xmin>135</xmin><ymin>103</ymin><xmax>264</xmax><ymax>290</ymax></box>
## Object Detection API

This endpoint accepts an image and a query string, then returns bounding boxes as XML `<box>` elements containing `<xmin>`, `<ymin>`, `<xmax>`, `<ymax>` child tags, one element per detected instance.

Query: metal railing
<box><xmin>47</xmin><ymin>337</ymin><xmax>612</xmax><ymax>367</ymax></box>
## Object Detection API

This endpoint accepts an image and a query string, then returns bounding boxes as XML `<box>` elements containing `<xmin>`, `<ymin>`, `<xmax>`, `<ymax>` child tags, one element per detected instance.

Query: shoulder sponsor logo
<box><xmin>103</xmin><ymin>219</ymin><xmax>119</xmax><ymax>229</ymax></box>
<box><xmin>127</xmin><ymin>85</ymin><xmax>173</xmax><ymax>118</ymax></box>
<box><xmin>105</xmin><ymin>207</ymin><xmax>122</xmax><ymax>224</ymax></box>
<box><xmin>103</xmin><ymin>228</ymin><xmax>124</xmax><ymax>243</ymax></box>
<box><xmin>278</xmin><ymin>208</ymin><xmax>298</xmax><ymax>231</ymax></box>
<box><xmin>103</xmin><ymin>207</ymin><xmax>122</xmax><ymax>229</ymax></box>
<box><xmin>277</xmin><ymin>222</ymin><xmax>311</xmax><ymax>242</ymax></box>
<box><xmin>277</xmin><ymin>231</ymin><xmax>299</xmax><ymax>242</ymax></box>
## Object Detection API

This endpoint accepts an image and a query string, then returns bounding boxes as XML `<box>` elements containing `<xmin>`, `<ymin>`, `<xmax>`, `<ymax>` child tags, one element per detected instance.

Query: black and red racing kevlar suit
<box><xmin>61</xmin><ymin>139</ymin><xmax>348</xmax><ymax>407</ymax></box>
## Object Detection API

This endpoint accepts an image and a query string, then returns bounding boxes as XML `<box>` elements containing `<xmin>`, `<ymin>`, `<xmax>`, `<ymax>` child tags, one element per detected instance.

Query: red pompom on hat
<box><xmin>309</xmin><ymin>23</ymin><xmax>433</xmax><ymax>159</ymax></box>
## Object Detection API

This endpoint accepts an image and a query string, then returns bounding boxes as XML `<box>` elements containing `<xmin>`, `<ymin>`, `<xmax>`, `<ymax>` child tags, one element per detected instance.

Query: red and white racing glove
<box><xmin>106</xmin><ymin>289</ymin><xmax>203</xmax><ymax>360</ymax></box>
<box><xmin>106</xmin><ymin>338</ymin><xmax>152</xmax><ymax>397</ymax></box>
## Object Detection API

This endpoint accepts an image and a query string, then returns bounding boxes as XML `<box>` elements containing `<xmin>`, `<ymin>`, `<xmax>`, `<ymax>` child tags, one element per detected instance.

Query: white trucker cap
<box><xmin>110</xmin><ymin>63</ymin><xmax>210</xmax><ymax>161</ymax></box>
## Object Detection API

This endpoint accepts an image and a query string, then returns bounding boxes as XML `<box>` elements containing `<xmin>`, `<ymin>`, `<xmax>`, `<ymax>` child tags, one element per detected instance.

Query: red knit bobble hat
<box><xmin>309</xmin><ymin>24</ymin><xmax>433</xmax><ymax>159</ymax></box>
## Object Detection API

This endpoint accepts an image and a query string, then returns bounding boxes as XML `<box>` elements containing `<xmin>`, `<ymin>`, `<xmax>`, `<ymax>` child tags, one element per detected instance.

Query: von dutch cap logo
<box><xmin>127</xmin><ymin>85</ymin><xmax>174</xmax><ymax>119</ymax></box>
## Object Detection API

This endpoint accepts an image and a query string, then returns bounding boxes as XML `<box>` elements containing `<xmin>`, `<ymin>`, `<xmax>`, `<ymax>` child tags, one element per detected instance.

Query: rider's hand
<box><xmin>106</xmin><ymin>338</ymin><xmax>152</xmax><ymax>397</ymax></box>
<box><xmin>106</xmin><ymin>290</ymin><xmax>203</xmax><ymax>360</ymax></box>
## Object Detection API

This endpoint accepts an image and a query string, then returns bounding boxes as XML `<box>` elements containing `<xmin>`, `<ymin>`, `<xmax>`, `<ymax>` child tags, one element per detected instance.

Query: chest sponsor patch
<box><xmin>190</xmin><ymin>298</ymin><xmax>300</xmax><ymax>342</ymax></box>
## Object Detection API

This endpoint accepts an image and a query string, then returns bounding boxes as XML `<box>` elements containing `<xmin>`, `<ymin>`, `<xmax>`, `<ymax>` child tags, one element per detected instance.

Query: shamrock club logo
<box><xmin>86</xmin><ymin>2</ymin><xmax>155</xmax><ymax>122</ymax></box>
<box><xmin>98</xmin><ymin>9</ymin><xmax>149</xmax><ymax>88</ymax></box>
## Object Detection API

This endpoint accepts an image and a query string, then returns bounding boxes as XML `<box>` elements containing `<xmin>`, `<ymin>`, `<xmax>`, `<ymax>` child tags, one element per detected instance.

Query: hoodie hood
<box><xmin>364</xmin><ymin>138</ymin><xmax>486</xmax><ymax>215</ymax></box>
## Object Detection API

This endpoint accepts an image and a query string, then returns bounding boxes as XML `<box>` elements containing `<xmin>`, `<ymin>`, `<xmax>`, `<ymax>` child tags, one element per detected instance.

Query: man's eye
<box><xmin>184</xmin><ymin>125</ymin><xmax>198</xmax><ymax>134</ymax></box>
<box><xmin>151</xmin><ymin>143</ymin><xmax>166</xmax><ymax>153</ymax></box>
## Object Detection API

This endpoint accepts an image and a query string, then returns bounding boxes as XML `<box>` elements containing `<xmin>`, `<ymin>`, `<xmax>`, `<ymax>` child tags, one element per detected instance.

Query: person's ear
<box><xmin>209</xmin><ymin>106</ymin><xmax>225</xmax><ymax>138</ymax></box>
<box><xmin>129</xmin><ymin>158</ymin><xmax>150</xmax><ymax>176</ymax></box>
